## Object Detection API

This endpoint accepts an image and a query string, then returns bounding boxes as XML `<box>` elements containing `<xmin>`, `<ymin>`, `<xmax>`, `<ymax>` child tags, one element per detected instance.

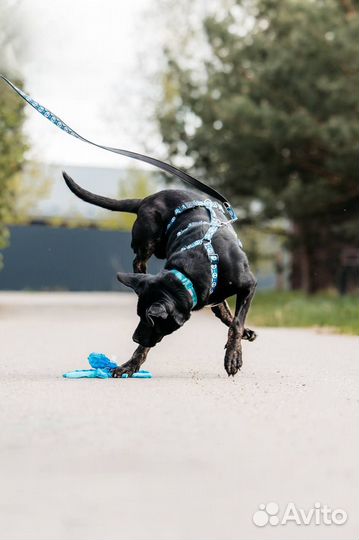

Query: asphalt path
<box><xmin>0</xmin><ymin>292</ymin><xmax>357</xmax><ymax>540</ymax></box>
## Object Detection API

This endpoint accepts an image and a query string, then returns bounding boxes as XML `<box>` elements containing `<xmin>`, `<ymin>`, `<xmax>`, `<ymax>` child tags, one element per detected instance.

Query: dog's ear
<box><xmin>117</xmin><ymin>272</ymin><xmax>148</xmax><ymax>294</ymax></box>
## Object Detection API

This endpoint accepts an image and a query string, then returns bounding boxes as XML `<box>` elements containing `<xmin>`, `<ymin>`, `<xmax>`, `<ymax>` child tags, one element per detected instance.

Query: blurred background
<box><xmin>0</xmin><ymin>0</ymin><xmax>358</xmax><ymax>333</ymax></box>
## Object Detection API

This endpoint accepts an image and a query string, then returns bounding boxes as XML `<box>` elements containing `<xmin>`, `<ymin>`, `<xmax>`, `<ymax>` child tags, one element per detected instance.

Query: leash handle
<box><xmin>0</xmin><ymin>74</ymin><xmax>237</xmax><ymax>216</ymax></box>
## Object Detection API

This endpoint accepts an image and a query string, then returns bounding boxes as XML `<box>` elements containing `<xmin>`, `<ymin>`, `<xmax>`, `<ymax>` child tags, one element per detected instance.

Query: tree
<box><xmin>7</xmin><ymin>161</ymin><xmax>51</xmax><ymax>224</ymax></box>
<box><xmin>0</xmin><ymin>1</ymin><xmax>28</xmax><ymax>269</ymax></box>
<box><xmin>157</xmin><ymin>0</ymin><xmax>358</xmax><ymax>292</ymax></box>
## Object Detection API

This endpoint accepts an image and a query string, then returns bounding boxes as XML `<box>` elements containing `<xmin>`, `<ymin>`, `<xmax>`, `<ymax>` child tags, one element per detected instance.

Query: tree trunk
<box><xmin>290</xmin><ymin>223</ymin><xmax>309</xmax><ymax>291</ymax></box>
<box><xmin>290</xmin><ymin>221</ymin><xmax>349</xmax><ymax>294</ymax></box>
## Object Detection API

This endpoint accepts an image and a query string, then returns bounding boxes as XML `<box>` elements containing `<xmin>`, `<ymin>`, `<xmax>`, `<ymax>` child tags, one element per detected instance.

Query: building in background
<box><xmin>22</xmin><ymin>162</ymin><xmax>160</xmax><ymax>220</ymax></box>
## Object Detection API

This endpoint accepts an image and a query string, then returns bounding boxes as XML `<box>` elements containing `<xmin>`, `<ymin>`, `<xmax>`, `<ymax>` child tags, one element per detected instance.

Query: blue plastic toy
<box><xmin>63</xmin><ymin>352</ymin><xmax>152</xmax><ymax>379</ymax></box>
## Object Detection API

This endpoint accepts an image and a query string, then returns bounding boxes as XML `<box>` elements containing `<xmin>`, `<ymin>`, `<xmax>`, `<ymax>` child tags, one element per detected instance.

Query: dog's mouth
<box><xmin>133</xmin><ymin>331</ymin><xmax>163</xmax><ymax>347</ymax></box>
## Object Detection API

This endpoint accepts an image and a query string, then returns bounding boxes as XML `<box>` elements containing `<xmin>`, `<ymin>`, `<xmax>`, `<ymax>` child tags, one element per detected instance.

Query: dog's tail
<box><xmin>62</xmin><ymin>171</ymin><xmax>141</xmax><ymax>213</ymax></box>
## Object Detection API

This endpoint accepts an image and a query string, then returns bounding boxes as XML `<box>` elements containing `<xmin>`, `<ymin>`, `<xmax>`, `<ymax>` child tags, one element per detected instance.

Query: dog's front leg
<box><xmin>224</xmin><ymin>278</ymin><xmax>256</xmax><ymax>376</ymax></box>
<box><xmin>112</xmin><ymin>345</ymin><xmax>151</xmax><ymax>378</ymax></box>
<box><xmin>211</xmin><ymin>301</ymin><xmax>233</xmax><ymax>326</ymax></box>
<box><xmin>212</xmin><ymin>300</ymin><xmax>257</xmax><ymax>341</ymax></box>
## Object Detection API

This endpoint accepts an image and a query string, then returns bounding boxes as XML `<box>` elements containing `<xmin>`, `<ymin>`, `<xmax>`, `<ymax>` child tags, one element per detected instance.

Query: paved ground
<box><xmin>0</xmin><ymin>292</ymin><xmax>357</xmax><ymax>540</ymax></box>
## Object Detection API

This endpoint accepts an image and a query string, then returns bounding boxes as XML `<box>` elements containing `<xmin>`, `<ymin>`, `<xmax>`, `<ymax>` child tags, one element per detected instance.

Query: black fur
<box><xmin>63</xmin><ymin>172</ymin><xmax>257</xmax><ymax>376</ymax></box>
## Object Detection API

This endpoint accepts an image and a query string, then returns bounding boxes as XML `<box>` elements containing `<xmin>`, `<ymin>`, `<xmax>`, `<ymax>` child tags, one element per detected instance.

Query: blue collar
<box><xmin>170</xmin><ymin>269</ymin><xmax>198</xmax><ymax>308</ymax></box>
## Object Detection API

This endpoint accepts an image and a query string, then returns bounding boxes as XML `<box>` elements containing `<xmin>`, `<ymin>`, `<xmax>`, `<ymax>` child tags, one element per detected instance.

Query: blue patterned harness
<box><xmin>167</xmin><ymin>200</ymin><xmax>241</xmax><ymax>296</ymax></box>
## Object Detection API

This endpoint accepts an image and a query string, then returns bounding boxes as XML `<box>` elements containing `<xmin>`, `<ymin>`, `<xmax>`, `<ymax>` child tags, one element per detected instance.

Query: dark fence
<box><xmin>0</xmin><ymin>224</ymin><xmax>276</xmax><ymax>291</ymax></box>
<box><xmin>0</xmin><ymin>225</ymin><xmax>163</xmax><ymax>291</ymax></box>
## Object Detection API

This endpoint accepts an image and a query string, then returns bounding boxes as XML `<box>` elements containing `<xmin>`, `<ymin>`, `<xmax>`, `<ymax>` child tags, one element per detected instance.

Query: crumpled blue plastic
<box><xmin>63</xmin><ymin>352</ymin><xmax>152</xmax><ymax>379</ymax></box>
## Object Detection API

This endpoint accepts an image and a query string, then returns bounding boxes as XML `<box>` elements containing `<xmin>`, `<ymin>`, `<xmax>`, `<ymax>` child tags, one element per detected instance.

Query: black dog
<box><xmin>63</xmin><ymin>172</ymin><xmax>257</xmax><ymax>377</ymax></box>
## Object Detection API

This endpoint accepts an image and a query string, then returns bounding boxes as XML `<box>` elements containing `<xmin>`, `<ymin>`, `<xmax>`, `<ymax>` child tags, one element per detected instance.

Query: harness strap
<box><xmin>0</xmin><ymin>74</ymin><xmax>238</xmax><ymax>217</ymax></box>
<box><xmin>167</xmin><ymin>199</ymin><xmax>241</xmax><ymax>296</ymax></box>
<box><xmin>166</xmin><ymin>200</ymin><xmax>222</xmax><ymax>231</ymax></box>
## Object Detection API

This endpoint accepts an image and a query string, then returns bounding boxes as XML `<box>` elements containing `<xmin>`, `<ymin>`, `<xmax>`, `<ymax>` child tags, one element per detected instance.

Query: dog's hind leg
<box><xmin>211</xmin><ymin>301</ymin><xmax>257</xmax><ymax>341</ymax></box>
<box><xmin>132</xmin><ymin>216</ymin><xmax>159</xmax><ymax>274</ymax></box>
<box><xmin>224</xmin><ymin>276</ymin><xmax>257</xmax><ymax>376</ymax></box>
<box><xmin>133</xmin><ymin>254</ymin><xmax>149</xmax><ymax>274</ymax></box>
<box><xmin>132</xmin><ymin>239</ymin><xmax>157</xmax><ymax>273</ymax></box>
<box><xmin>112</xmin><ymin>345</ymin><xmax>151</xmax><ymax>378</ymax></box>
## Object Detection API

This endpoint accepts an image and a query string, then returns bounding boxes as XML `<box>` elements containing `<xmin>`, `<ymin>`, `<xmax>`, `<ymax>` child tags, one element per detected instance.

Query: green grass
<box><xmin>237</xmin><ymin>291</ymin><xmax>358</xmax><ymax>335</ymax></box>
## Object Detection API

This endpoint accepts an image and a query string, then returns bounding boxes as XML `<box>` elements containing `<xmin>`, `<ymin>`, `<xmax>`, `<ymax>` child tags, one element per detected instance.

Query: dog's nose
<box><xmin>133</xmin><ymin>333</ymin><xmax>160</xmax><ymax>348</ymax></box>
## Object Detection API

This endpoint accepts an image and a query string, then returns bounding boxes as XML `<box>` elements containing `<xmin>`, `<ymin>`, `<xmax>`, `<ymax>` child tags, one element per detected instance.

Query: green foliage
<box><xmin>242</xmin><ymin>290</ymin><xmax>359</xmax><ymax>335</ymax></box>
<box><xmin>0</xmin><ymin>80</ymin><xmax>28</xmax><ymax>265</ymax></box>
<box><xmin>7</xmin><ymin>161</ymin><xmax>52</xmax><ymax>224</ymax></box>
<box><xmin>0</xmin><ymin>1</ymin><xmax>28</xmax><ymax>268</ymax></box>
<box><xmin>157</xmin><ymin>0</ymin><xmax>359</xmax><ymax>291</ymax></box>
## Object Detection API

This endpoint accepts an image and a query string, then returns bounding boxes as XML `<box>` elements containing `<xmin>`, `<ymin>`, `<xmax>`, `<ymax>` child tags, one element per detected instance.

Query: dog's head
<box><xmin>117</xmin><ymin>271</ymin><xmax>192</xmax><ymax>347</ymax></box>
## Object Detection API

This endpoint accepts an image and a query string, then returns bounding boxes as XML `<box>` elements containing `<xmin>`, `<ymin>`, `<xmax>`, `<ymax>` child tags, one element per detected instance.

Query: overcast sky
<box><xmin>13</xmin><ymin>0</ymin><xmax>157</xmax><ymax>168</ymax></box>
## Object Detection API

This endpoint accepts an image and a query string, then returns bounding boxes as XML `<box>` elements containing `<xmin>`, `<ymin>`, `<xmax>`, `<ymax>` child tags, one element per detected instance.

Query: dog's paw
<box><xmin>224</xmin><ymin>343</ymin><xmax>242</xmax><ymax>377</ymax></box>
<box><xmin>112</xmin><ymin>367</ymin><xmax>126</xmax><ymax>378</ymax></box>
<box><xmin>242</xmin><ymin>328</ymin><xmax>257</xmax><ymax>342</ymax></box>
<box><xmin>112</xmin><ymin>363</ymin><xmax>139</xmax><ymax>378</ymax></box>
